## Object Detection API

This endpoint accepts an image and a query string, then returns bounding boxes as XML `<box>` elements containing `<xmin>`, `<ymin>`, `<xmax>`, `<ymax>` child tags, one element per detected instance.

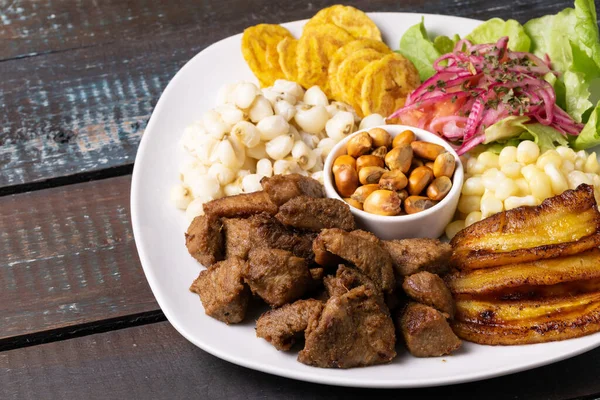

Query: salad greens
<box><xmin>397</xmin><ymin>0</ymin><xmax>600</xmax><ymax>152</ymax></box>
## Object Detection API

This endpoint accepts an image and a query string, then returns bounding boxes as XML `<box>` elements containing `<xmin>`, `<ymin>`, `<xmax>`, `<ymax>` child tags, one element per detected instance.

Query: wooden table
<box><xmin>1</xmin><ymin>0</ymin><xmax>599</xmax><ymax>398</ymax></box>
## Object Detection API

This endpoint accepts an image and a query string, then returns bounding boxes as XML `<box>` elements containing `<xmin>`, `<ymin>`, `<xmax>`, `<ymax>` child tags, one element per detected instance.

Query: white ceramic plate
<box><xmin>130</xmin><ymin>13</ymin><xmax>600</xmax><ymax>388</ymax></box>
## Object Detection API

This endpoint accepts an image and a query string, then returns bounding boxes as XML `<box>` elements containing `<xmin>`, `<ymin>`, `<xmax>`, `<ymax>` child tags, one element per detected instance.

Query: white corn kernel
<box><xmin>249</xmin><ymin>95</ymin><xmax>274</xmax><ymax>123</ymax></box>
<box><xmin>480</xmin><ymin>194</ymin><xmax>504</xmax><ymax>218</ymax></box>
<box><xmin>516</xmin><ymin>140</ymin><xmax>540</xmax><ymax>164</ymax></box>
<box><xmin>477</xmin><ymin>152</ymin><xmax>500</xmax><ymax>169</ymax></box>
<box><xmin>482</xmin><ymin>168</ymin><xmax>505</xmax><ymax>191</ymax></box>
<box><xmin>242</xmin><ymin>174</ymin><xmax>263</xmax><ymax>193</ymax></box>
<box><xmin>256</xmin><ymin>158</ymin><xmax>273</xmax><ymax>178</ymax></box>
<box><xmin>316</xmin><ymin>138</ymin><xmax>337</xmax><ymax>158</ymax></box>
<box><xmin>246</xmin><ymin>142</ymin><xmax>268</xmax><ymax>160</ymax></box>
<box><xmin>256</xmin><ymin>115</ymin><xmax>290</xmax><ymax>141</ymax></box>
<box><xmin>237</xmin><ymin>169</ymin><xmax>251</xmax><ymax>179</ymax></box>
<box><xmin>504</xmin><ymin>195</ymin><xmax>538</xmax><ymax>210</ymax></box>
<box><xmin>216</xmin><ymin>83</ymin><xmax>237</xmax><ymax>105</ymax></box>
<box><xmin>208</xmin><ymin>163</ymin><xmax>235</xmax><ymax>185</ymax></box>
<box><xmin>358</xmin><ymin>113</ymin><xmax>386</xmax><ymax>130</ymax></box>
<box><xmin>170</xmin><ymin>184</ymin><xmax>192</xmax><ymax>210</ymax></box>
<box><xmin>311</xmin><ymin>171</ymin><xmax>324</xmax><ymax>184</ymax></box>
<box><xmin>215</xmin><ymin>138</ymin><xmax>244</xmax><ymax>169</ymax></box>
<box><xmin>515</xmin><ymin>178</ymin><xmax>531</xmax><ymax>196</ymax></box>
<box><xmin>266</xmin><ymin>134</ymin><xmax>294</xmax><ymax>160</ymax></box>
<box><xmin>536</xmin><ymin>150</ymin><xmax>562</xmax><ymax>170</ymax></box>
<box><xmin>466</xmin><ymin>158</ymin><xmax>485</xmax><ymax>175</ymax></box>
<box><xmin>462</xmin><ymin>176</ymin><xmax>485</xmax><ymax>196</ymax></box>
<box><xmin>273</xmin><ymin>79</ymin><xmax>304</xmax><ymax>99</ymax></box>
<box><xmin>495</xmin><ymin>179</ymin><xmax>519</xmax><ymax>201</ymax></box>
<box><xmin>310</xmin><ymin>155</ymin><xmax>324</xmax><ymax>173</ymax></box>
<box><xmin>224</xmin><ymin>182</ymin><xmax>243</xmax><ymax>196</ymax></box>
<box><xmin>202</xmin><ymin>110</ymin><xmax>229</xmax><ymax>140</ymax></box>
<box><xmin>191</xmin><ymin>135</ymin><xmax>219</xmax><ymax>165</ymax></box>
<box><xmin>185</xmin><ymin>198</ymin><xmax>206</xmax><ymax>221</ymax></box>
<box><xmin>261</xmin><ymin>88</ymin><xmax>282</xmax><ymax>105</ymax></box>
<box><xmin>520</xmin><ymin>164</ymin><xmax>539</xmax><ymax>181</ymax></box>
<box><xmin>186</xmin><ymin>175</ymin><xmax>222</xmax><ymax>202</ymax></box>
<box><xmin>325</xmin><ymin>111</ymin><xmax>355</xmax><ymax>141</ymax></box>
<box><xmin>445</xmin><ymin>220</ymin><xmax>466</xmax><ymax>240</ymax></box>
<box><xmin>501</xmin><ymin>162</ymin><xmax>522</xmax><ymax>179</ymax></box>
<box><xmin>300</xmin><ymin>131</ymin><xmax>319</xmax><ymax>149</ymax></box>
<box><xmin>233</xmin><ymin>82</ymin><xmax>258</xmax><ymax>109</ymax></box>
<box><xmin>215</xmin><ymin>104</ymin><xmax>244</xmax><ymax>128</ymax></box>
<box><xmin>575</xmin><ymin>157</ymin><xmax>585</xmax><ymax>171</ymax></box>
<box><xmin>465</xmin><ymin>211</ymin><xmax>482</xmax><ymax>227</ymax></box>
<box><xmin>568</xmin><ymin>170</ymin><xmax>593</xmax><ymax>189</ymax></box>
<box><xmin>230</xmin><ymin>120</ymin><xmax>260</xmax><ymax>148</ymax></box>
<box><xmin>556</xmin><ymin>146</ymin><xmax>577</xmax><ymax>162</ymax></box>
<box><xmin>458</xmin><ymin>195</ymin><xmax>482</xmax><ymax>214</ymax></box>
<box><xmin>294</xmin><ymin>105</ymin><xmax>329</xmax><ymax>134</ymax></box>
<box><xmin>273</xmin><ymin>100</ymin><xmax>296</xmax><ymax>121</ymax></box>
<box><xmin>179</xmin><ymin>158</ymin><xmax>206</xmax><ymax>181</ymax></box>
<box><xmin>273</xmin><ymin>159</ymin><xmax>300</xmax><ymax>175</ymax></box>
<box><xmin>499</xmin><ymin>146</ymin><xmax>517</xmax><ymax>166</ymax></box>
<box><xmin>303</xmin><ymin>86</ymin><xmax>329</xmax><ymax>106</ymax></box>
<box><xmin>543</xmin><ymin>163</ymin><xmax>569</xmax><ymax>195</ymax></box>
<box><xmin>584</xmin><ymin>153</ymin><xmax>600</xmax><ymax>174</ymax></box>
<box><xmin>527</xmin><ymin>170</ymin><xmax>553</xmax><ymax>200</ymax></box>
<box><xmin>560</xmin><ymin>159</ymin><xmax>575</xmax><ymax>175</ymax></box>
<box><xmin>291</xmin><ymin>140</ymin><xmax>317</xmax><ymax>170</ymax></box>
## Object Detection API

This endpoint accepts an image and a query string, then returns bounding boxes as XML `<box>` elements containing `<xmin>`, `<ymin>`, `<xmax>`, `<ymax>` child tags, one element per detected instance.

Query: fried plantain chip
<box><xmin>344</xmin><ymin>61</ymin><xmax>374</xmax><ymax>116</ymax></box>
<box><xmin>451</xmin><ymin>300</ymin><xmax>600</xmax><ymax>345</ymax></box>
<box><xmin>277</xmin><ymin>37</ymin><xmax>298</xmax><ymax>81</ymax></box>
<box><xmin>328</xmin><ymin>39</ymin><xmax>391</xmax><ymax>99</ymax></box>
<box><xmin>446</xmin><ymin>248</ymin><xmax>600</xmax><ymax>296</ymax></box>
<box><xmin>451</xmin><ymin>185</ymin><xmax>600</xmax><ymax>270</ymax></box>
<box><xmin>296</xmin><ymin>23</ymin><xmax>354</xmax><ymax>96</ymax></box>
<box><xmin>359</xmin><ymin>52</ymin><xmax>420</xmax><ymax>118</ymax></box>
<box><xmin>242</xmin><ymin>24</ymin><xmax>293</xmax><ymax>87</ymax></box>
<box><xmin>335</xmin><ymin>49</ymin><xmax>385</xmax><ymax>106</ymax></box>
<box><xmin>303</xmin><ymin>5</ymin><xmax>382</xmax><ymax>41</ymax></box>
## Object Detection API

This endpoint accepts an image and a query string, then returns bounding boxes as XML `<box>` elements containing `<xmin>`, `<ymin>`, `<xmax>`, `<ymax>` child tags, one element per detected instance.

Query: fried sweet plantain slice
<box><xmin>455</xmin><ymin>291</ymin><xmax>600</xmax><ymax>324</ymax></box>
<box><xmin>451</xmin><ymin>300</ymin><xmax>600</xmax><ymax>345</ymax></box>
<box><xmin>242</xmin><ymin>24</ymin><xmax>293</xmax><ymax>87</ymax></box>
<box><xmin>335</xmin><ymin>48</ymin><xmax>385</xmax><ymax>105</ymax></box>
<box><xmin>446</xmin><ymin>249</ymin><xmax>600</xmax><ymax>296</ymax></box>
<box><xmin>450</xmin><ymin>185</ymin><xmax>600</xmax><ymax>270</ymax></box>
<box><xmin>303</xmin><ymin>5</ymin><xmax>382</xmax><ymax>41</ymax></box>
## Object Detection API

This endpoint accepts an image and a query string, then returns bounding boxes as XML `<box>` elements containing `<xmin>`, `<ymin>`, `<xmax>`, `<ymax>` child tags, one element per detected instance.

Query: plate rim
<box><xmin>130</xmin><ymin>11</ymin><xmax>600</xmax><ymax>388</ymax></box>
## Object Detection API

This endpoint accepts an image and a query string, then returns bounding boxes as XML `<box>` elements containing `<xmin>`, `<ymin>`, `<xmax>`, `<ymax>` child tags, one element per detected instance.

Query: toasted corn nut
<box><xmin>425</xmin><ymin>161</ymin><xmax>435</xmax><ymax>170</ymax></box>
<box><xmin>371</xmin><ymin>146</ymin><xmax>388</xmax><ymax>159</ymax></box>
<box><xmin>367</xmin><ymin>127</ymin><xmax>392</xmax><ymax>148</ymax></box>
<box><xmin>385</xmin><ymin>144</ymin><xmax>413</xmax><ymax>173</ymax></box>
<box><xmin>411</xmin><ymin>158</ymin><xmax>424</xmax><ymax>169</ymax></box>
<box><xmin>356</xmin><ymin>155</ymin><xmax>384</xmax><ymax>173</ymax></box>
<box><xmin>363</xmin><ymin>190</ymin><xmax>402</xmax><ymax>216</ymax></box>
<box><xmin>411</xmin><ymin>141</ymin><xmax>446</xmax><ymax>160</ymax></box>
<box><xmin>359</xmin><ymin>166</ymin><xmax>387</xmax><ymax>185</ymax></box>
<box><xmin>427</xmin><ymin>176</ymin><xmax>452</xmax><ymax>201</ymax></box>
<box><xmin>392</xmin><ymin>130</ymin><xmax>416</xmax><ymax>148</ymax></box>
<box><xmin>333</xmin><ymin>154</ymin><xmax>356</xmax><ymax>174</ymax></box>
<box><xmin>347</xmin><ymin>132</ymin><xmax>373</xmax><ymax>158</ymax></box>
<box><xmin>433</xmin><ymin>152</ymin><xmax>456</xmax><ymax>178</ymax></box>
<box><xmin>405</xmin><ymin>196</ymin><xmax>437</xmax><ymax>214</ymax></box>
<box><xmin>408</xmin><ymin>166</ymin><xmax>434</xmax><ymax>195</ymax></box>
<box><xmin>334</xmin><ymin>164</ymin><xmax>359</xmax><ymax>197</ymax></box>
<box><xmin>343</xmin><ymin>197</ymin><xmax>363</xmax><ymax>210</ymax></box>
<box><xmin>379</xmin><ymin>170</ymin><xmax>408</xmax><ymax>191</ymax></box>
<box><xmin>397</xmin><ymin>189</ymin><xmax>408</xmax><ymax>201</ymax></box>
<box><xmin>351</xmin><ymin>184</ymin><xmax>380</xmax><ymax>203</ymax></box>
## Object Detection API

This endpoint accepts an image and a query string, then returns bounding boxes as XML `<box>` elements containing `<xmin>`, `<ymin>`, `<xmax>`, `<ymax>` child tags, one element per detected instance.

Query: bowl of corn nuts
<box><xmin>323</xmin><ymin>125</ymin><xmax>464</xmax><ymax>240</ymax></box>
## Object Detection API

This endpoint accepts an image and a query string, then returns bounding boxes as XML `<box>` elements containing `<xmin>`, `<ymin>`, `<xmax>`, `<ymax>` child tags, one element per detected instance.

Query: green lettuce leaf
<box><xmin>574</xmin><ymin>0</ymin><xmax>600</xmax><ymax>68</ymax></box>
<box><xmin>519</xmin><ymin>123</ymin><xmax>570</xmax><ymax>152</ymax></box>
<box><xmin>397</xmin><ymin>18</ymin><xmax>441</xmax><ymax>81</ymax></box>
<box><xmin>571</xmin><ymin>101</ymin><xmax>600</xmax><ymax>150</ymax></box>
<box><xmin>483</xmin><ymin>116</ymin><xmax>568</xmax><ymax>152</ymax></box>
<box><xmin>433</xmin><ymin>34</ymin><xmax>460</xmax><ymax>54</ymax></box>
<box><xmin>484</xmin><ymin>116</ymin><xmax>530</xmax><ymax>143</ymax></box>
<box><xmin>465</xmin><ymin>18</ymin><xmax>531</xmax><ymax>52</ymax></box>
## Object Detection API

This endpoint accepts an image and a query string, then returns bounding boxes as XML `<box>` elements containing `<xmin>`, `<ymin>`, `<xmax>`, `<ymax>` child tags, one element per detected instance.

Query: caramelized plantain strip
<box><xmin>450</xmin><ymin>185</ymin><xmax>600</xmax><ymax>270</ymax></box>
<box><xmin>451</xmin><ymin>300</ymin><xmax>600</xmax><ymax>345</ymax></box>
<box><xmin>455</xmin><ymin>291</ymin><xmax>600</xmax><ymax>324</ymax></box>
<box><xmin>447</xmin><ymin>249</ymin><xmax>600</xmax><ymax>295</ymax></box>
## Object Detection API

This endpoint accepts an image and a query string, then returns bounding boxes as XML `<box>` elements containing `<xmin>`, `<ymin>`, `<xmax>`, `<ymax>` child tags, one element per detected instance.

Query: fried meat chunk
<box><xmin>189</xmin><ymin>257</ymin><xmax>250</xmax><ymax>324</ymax></box>
<box><xmin>276</xmin><ymin>196</ymin><xmax>355</xmax><ymax>231</ymax></box>
<box><xmin>382</xmin><ymin>238</ymin><xmax>451</xmax><ymax>278</ymax></box>
<box><xmin>402</xmin><ymin>271</ymin><xmax>455</xmax><ymax>317</ymax></box>
<box><xmin>203</xmin><ymin>191</ymin><xmax>278</xmax><ymax>218</ymax></box>
<box><xmin>256</xmin><ymin>299</ymin><xmax>324</xmax><ymax>351</ymax></box>
<box><xmin>298</xmin><ymin>285</ymin><xmax>396</xmax><ymax>368</ymax></box>
<box><xmin>185</xmin><ymin>214</ymin><xmax>224</xmax><ymax>267</ymax></box>
<box><xmin>323</xmin><ymin>265</ymin><xmax>379</xmax><ymax>298</ymax></box>
<box><xmin>261</xmin><ymin>173</ymin><xmax>325</xmax><ymax>206</ymax></box>
<box><xmin>245</xmin><ymin>248</ymin><xmax>312</xmax><ymax>307</ymax></box>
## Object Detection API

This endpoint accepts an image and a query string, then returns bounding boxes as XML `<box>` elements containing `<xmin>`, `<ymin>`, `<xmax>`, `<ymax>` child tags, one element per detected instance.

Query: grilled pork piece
<box><xmin>244</xmin><ymin>248</ymin><xmax>312</xmax><ymax>307</ymax></box>
<box><xmin>185</xmin><ymin>214</ymin><xmax>224</xmax><ymax>267</ymax></box>
<box><xmin>402</xmin><ymin>271</ymin><xmax>455</xmax><ymax>317</ymax></box>
<box><xmin>261</xmin><ymin>173</ymin><xmax>325</xmax><ymax>206</ymax></box>
<box><xmin>189</xmin><ymin>257</ymin><xmax>250</xmax><ymax>324</ymax></box>
<box><xmin>398</xmin><ymin>302</ymin><xmax>461</xmax><ymax>357</ymax></box>
<box><xmin>203</xmin><ymin>191</ymin><xmax>278</xmax><ymax>218</ymax></box>
<box><xmin>323</xmin><ymin>265</ymin><xmax>380</xmax><ymax>299</ymax></box>
<box><xmin>298</xmin><ymin>285</ymin><xmax>396</xmax><ymax>368</ymax></box>
<box><xmin>276</xmin><ymin>196</ymin><xmax>355</xmax><ymax>232</ymax></box>
<box><xmin>256</xmin><ymin>299</ymin><xmax>324</xmax><ymax>351</ymax></box>
<box><xmin>313</xmin><ymin>229</ymin><xmax>395</xmax><ymax>293</ymax></box>
<box><xmin>382</xmin><ymin>238</ymin><xmax>451</xmax><ymax>278</ymax></box>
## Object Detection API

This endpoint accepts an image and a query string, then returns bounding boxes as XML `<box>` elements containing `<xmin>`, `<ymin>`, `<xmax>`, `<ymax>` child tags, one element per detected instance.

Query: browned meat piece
<box><xmin>402</xmin><ymin>271</ymin><xmax>455</xmax><ymax>317</ymax></box>
<box><xmin>185</xmin><ymin>214</ymin><xmax>223</xmax><ymax>267</ymax></box>
<box><xmin>313</xmin><ymin>229</ymin><xmax>395</xmax><ymax>293</ymax></box>
<box><xmin>276</xmin><ymin>196</ymin><xmax>355</xmax><ymax>231</ymax></box>
<box><xmin>189</xmin><ymin>258</ymin><xmax>250</xmax><ymax>324</ymax></box>
<box><xmin>349</xmin><ymin>229</ymin><xmax>381</xmax><ymax>244</ymax></box>
<box><xmin>261</xmin><ymin>173</ymin><xmax>325</xmax><ymax>206</ymax></box>
<box><xmin>223</xmin><ymin>214</ymin><xmax>315</xmax><ymax>260</ymax></box>
<box><xmin>323</xmin><ymin>265</ymin><xmax>379</xmax><ymax>298</ymax></box>
<box><xmin>298</xmin><ymin>285</ymin><xmax>396</xmax><ymax>368</ymax></box>
<box><xmin>398</xmin><ymin>302</ymin><xmax>461</xmax><ymax>357</ymax></box>
<box><xmin>203</xmin><ymin>191</ymin><xmax>278</xmax><ymax>218</ymax></box>
<box><xmin>256</xmin><ymin>299</ymin><xmax>324</xmax><ymax>351</ymax></box>
<box><xmin>244</xmin><ymin>248</ymin><xmax>312</xmax><ymax>307</ymax></box>
<box><xmin>313</xmin><ymin>234</ymin><xmax>345</xmax><ymax>266</ymax></box>
<box><xmin>382</xmin><ymin>238</ymin><xmax>451</xmax><ymax>278</ymax></box>
<box><xmin>309</xmin><ymin>267</ymin><xmax>325</xmax><ymax>282</ymax></box>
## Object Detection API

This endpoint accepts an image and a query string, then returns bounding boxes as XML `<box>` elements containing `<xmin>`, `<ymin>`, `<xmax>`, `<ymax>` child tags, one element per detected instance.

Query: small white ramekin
<box><xmin>323</xmin><ymin>124</ymin><xmax>464</xmax><ymax>240</ymax></box>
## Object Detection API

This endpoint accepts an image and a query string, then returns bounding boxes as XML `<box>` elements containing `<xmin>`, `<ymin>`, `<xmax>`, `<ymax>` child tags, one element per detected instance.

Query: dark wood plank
<box><xmin>0</xmin><ymin>0</ymin><xmax>577</xmax><ymax>190</ymax></box>
<box><xmin>0</xmin><ymin>175</ymin><xmax>158</xmax><ymax>343</ymax></box>
<box><xmin>2</xmin><ymin>321</ymin><xmax>599</xmax><ymax>399</ymax></box>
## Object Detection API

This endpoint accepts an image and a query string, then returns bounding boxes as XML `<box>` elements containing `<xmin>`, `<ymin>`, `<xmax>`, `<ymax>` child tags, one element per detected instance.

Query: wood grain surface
<box><xmin>0</xmin><ymin>175</ymin><xmax>158</xmax><ymax>345</ymax></box>
<box><xmin>3</xmin><ymin>321</ymin><xmax>600</xmax><ymax>400</ymax></box>
<box><xmin>0</xmin><ymin>0</ymin><xmax>584</xmax><ymax>190</ymax></box>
